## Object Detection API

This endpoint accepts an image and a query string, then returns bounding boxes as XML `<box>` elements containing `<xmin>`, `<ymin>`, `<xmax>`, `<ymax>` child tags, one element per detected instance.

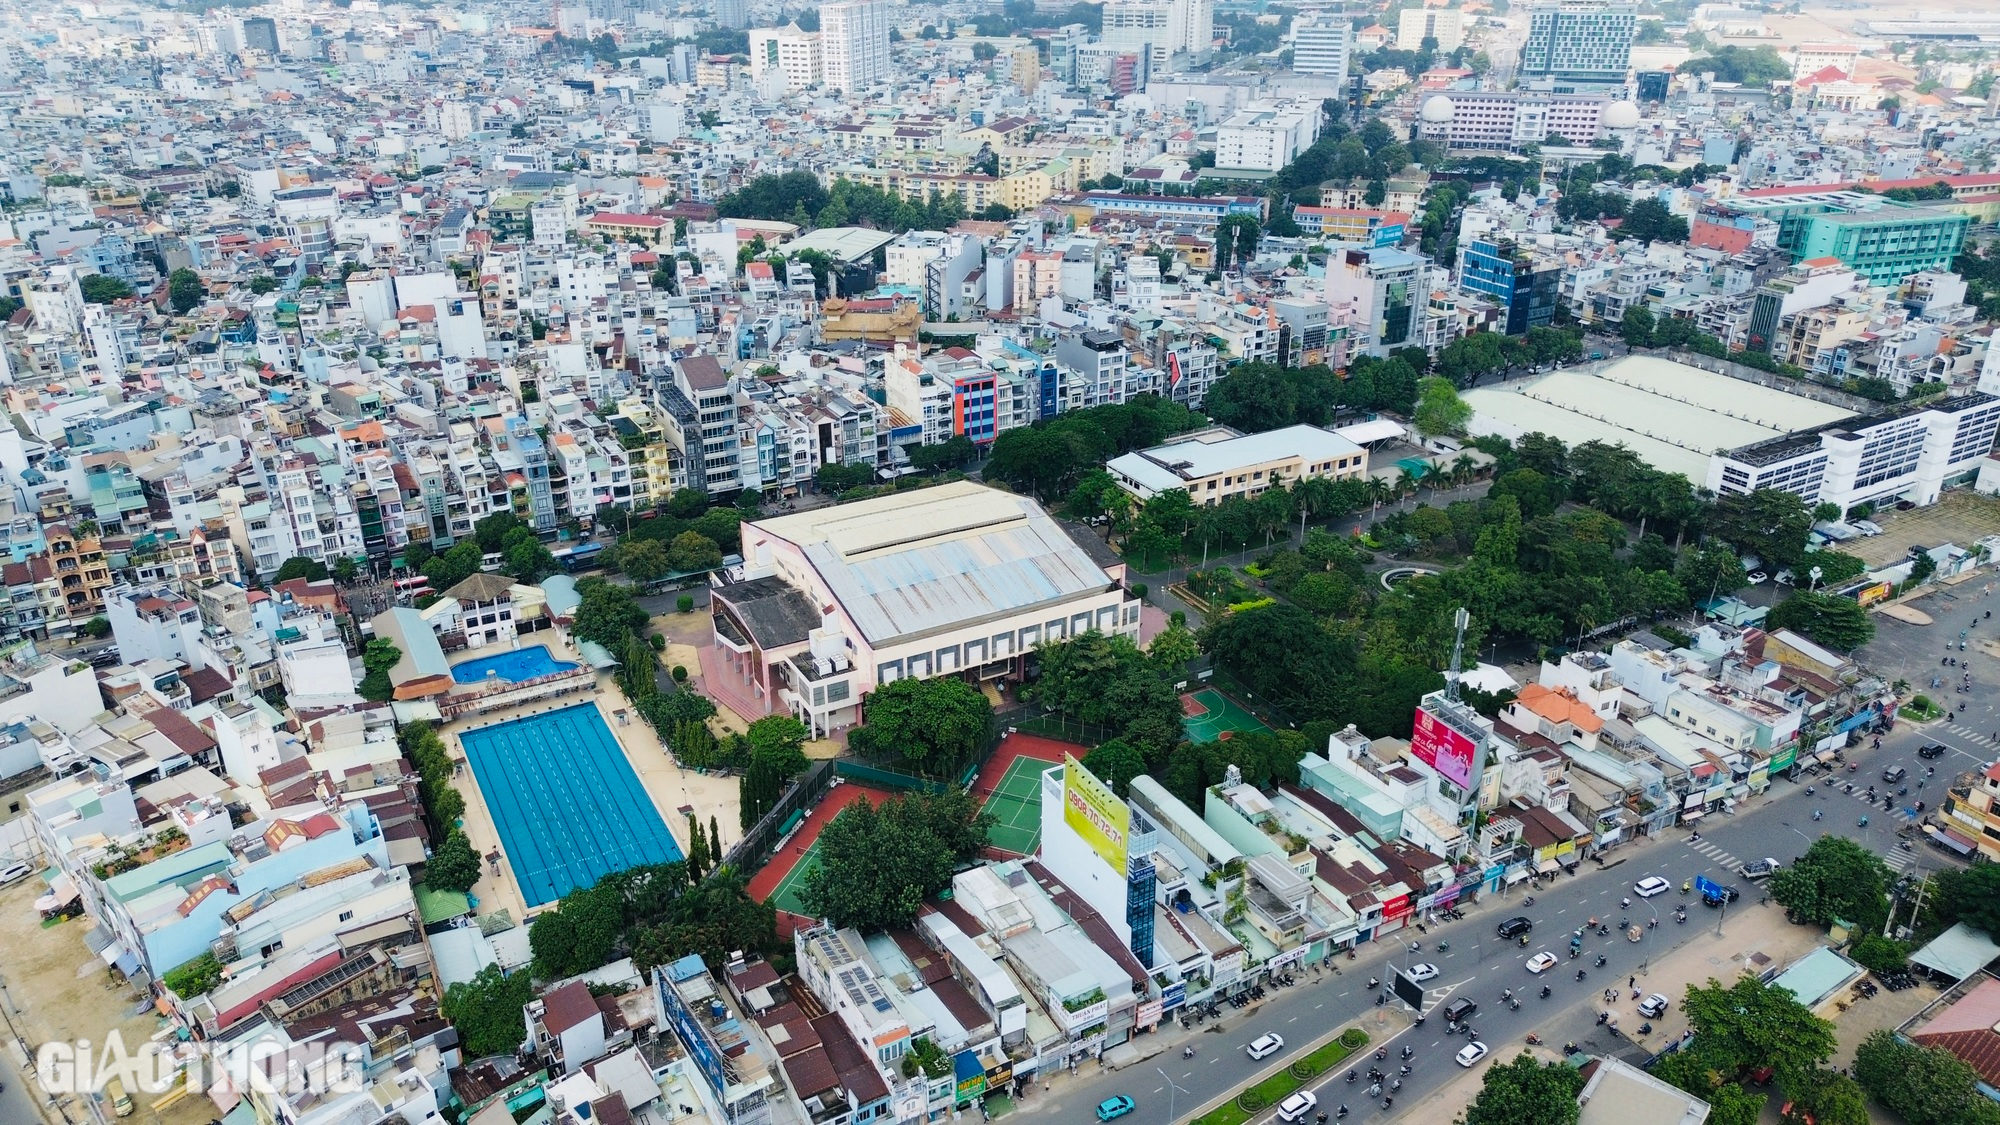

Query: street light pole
<box><xmin>1158</xmin><ymin>1067</ymin><xmax>1187</xmax><ymax>1123</ymax></box>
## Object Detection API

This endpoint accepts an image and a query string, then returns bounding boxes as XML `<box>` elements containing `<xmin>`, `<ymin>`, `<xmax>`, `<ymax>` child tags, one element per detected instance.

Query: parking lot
<box><xmin>1838</xmin><ymin>491</ymin><xmax>2000</xmax><ymax>568</ymax></box>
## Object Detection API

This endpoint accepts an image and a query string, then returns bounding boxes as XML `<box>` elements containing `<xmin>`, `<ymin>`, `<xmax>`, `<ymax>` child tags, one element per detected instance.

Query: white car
<box><xmin>1634</xmin><ymin>876</ymin><xmax>1672</xmax><ymax>898</ymax></box>
<box><xmin>1526</xmin><ymin>952</ymin><xmax>1559</xmax><ymax>975</ymax></box>
<box><xmin>1639</xmin><ymin>993</ymin><xmax>1671</xmax><ymax>1019</ymax></box>
<box><xmin>1747</xmin><ymin>571</ymin><xmax>1769</xmax><ymax>585</ymax></box>
<box><xmin>1740</xmin><ymin>858</ymin><xmax>1781</xmax><ymax>880</ymax></box>
<box><xmin>1247</xmin><ymin>1033</ymin><xmax>1285</xmax><ymax>1061</ymax></box>
<box><xmin>0</xmin><ymin>861</ymin><xmax>30</xmax><ymax>885</ymax></box>
<box><xmin>1405</xmin><ymin>963</ymin><xmax>1439</xmax><ymax>983</ymax></box>
<box><xmin>1456</xmin><ymin>1042</ymin><xmax>1490</xmax><ymax>1068</ymax></box>
<box><xmin>1276</xmin><ymin>1091</ymin><xmax>1318</xmax><ymax>1123</ymax></box>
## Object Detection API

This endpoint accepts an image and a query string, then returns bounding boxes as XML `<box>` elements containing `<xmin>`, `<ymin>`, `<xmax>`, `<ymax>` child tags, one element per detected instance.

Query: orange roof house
<box><xmin>1502</xmin><ymin>684</ymin><xmax>1605</xmax><ymax>748</ymax></box>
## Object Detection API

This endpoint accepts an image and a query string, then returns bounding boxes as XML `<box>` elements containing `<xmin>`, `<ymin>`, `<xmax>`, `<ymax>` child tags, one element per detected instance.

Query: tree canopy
<box><xmin>1202</xmin><ymin>357</ymin><xmax>1420</xmax><ymax>433</ymax></box>
<box><xmin>983</xmin><ymin>395</ymin><xmax>1202</xmax><ymax>500</ymax></box>
<box><xmin>1677</xmin><ymin>46</ymin><xmax>1792</xmax><ymax>87</ymax></box>
<box><xmin>81</xmin><ymin>274</ymin><xmax>135</xmax><ymax>304</ymax></box>
<box><xmin>1677</xmin><ymin>973</ymin><xmax>1837</xmax><ymax>1082</ymax></box>
<box><xmin>799</xmin><ymin>790</ymin><xmax>991</xmax><ymax>931</ymax></box>
<box><xmin>272</xmin><ymin>555</ymin><xmax>330</xmax><ymax>583</ymax></box>
<box><xmin>524</xmin><ymin>861</ymin><xmax>779</xmax><ymax>980</ymax></box>
<box><xmin>572</xmin><ymin>577</ymin><xmax>650</xmax><ymax>649</ymax></box>
<box><xmin>1023</xmin><ymin>631</ymin><xmax>1185</xmax><ymax>766</ymax></box>
<box><xmin>847</xmin><ymin>676</ymin><xmax>993</xmax><ymax>777</ymax></box>
<box><xmin>443</xmin><ymin>966</ymin><xmax>535</xmax><ymax>1059</ymax></box>
<box><xmin>426</xmin><ymin>828</ymin><xmax>482</xmax><ymax>893</ymax></box>
<box><xmin>719</xmin><ymin>172</ymin><xmax>829</xmax><ymax>222</ymax></box>
<box><xmin>168</xmin><ymin>268</ymin><xmax>203</xmax><ymax>314</ymax></box>
<box><xmin>1708</xmin><ymin>488</ymin><xmax>1814</xmax><ymax>571</ymax></box>
<box><xmin>1853</xmin><ymin>1028</ymin><xmax>2000</xmax><ymax>1125</ymax></box>
<box><xmin>1768</xmin><ymin>835</ymin><xmax>1891</xmax><ymax>933</ymax></box>
<box><xmin>1617</xmin><ymin>198</ymin><xmax>1691</xmax><ymax>244</ymax></box>
<box><xmin>1462</xmin><ymin>1051</ymin><xmax>1587</xmax><ymax>1125</ymax></box>
<box><xmin>1929</xmin><ymin>862</ymin><xmax>2000</xmax><ymax>938</ymax></box>
<box><xmin>1765</xmin><ymin>590</ymin><xmax>1875</xmax><ymax>651</ymax></box>
<box><xmin>1413</xmin><ymin>375</ymin><xmax>1473</xmax><ymax>438</ymax></box>
<box><xmin>739</xmin><ymin>715</ymin><xmax>811</xmax><ymax>830</ymax></box>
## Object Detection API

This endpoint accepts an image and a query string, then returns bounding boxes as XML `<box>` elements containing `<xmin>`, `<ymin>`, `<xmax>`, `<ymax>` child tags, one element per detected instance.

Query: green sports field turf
<box><xmin>980</xmin><ymin>755</ymin><xmax>1048</xmax><ymax>856</ymax></box>
<box><xmin>768</xmin><ymin>837</ymin><xmax>822</xmax><ymax>916</ymax></box>
<box><xmin>1182</xmin><ymin>687</ymin><xmax>1272</xmax><ymax>743</ymax></box>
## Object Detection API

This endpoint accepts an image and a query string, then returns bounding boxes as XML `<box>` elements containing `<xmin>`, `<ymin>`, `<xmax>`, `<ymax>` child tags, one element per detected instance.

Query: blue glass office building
<box><xmin>1459</xmin><ymin>238</ymin><xmax>1561</xmax><ymax>335</ymax></box>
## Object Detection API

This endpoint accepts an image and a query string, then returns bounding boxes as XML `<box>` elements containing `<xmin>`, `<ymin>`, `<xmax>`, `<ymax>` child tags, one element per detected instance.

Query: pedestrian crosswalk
<box><xmin>1687</xmin><ymin>840</ymin><xmax>1743</xmax><ymax>873</ymax></box>
<box><xmin>1944</xmin><ymin>724</ymin><xmax>1998</xmax><ymax>751</ymax></box>
<box><xmin>1689</xmin><ymin>816</ymin><xmax>1923</xmax><ymax>875</ymax></box>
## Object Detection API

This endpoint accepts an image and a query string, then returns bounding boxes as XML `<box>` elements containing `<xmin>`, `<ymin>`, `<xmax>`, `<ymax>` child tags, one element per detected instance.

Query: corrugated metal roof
<box><xmin>787</xmin><ymin>485</ymin><xmax>1112</xmax><ymax>644</ymax></box>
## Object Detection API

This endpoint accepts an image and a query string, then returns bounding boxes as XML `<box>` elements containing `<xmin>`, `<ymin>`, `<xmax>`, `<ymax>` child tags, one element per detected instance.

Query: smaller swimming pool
<box><xmin>451</xmin><ymin>645</ymin><xmax>579</xmax><ymax>684</ymax></box>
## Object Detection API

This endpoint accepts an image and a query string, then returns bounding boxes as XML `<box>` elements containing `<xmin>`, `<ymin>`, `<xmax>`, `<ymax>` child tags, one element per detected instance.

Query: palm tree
<box><xmin>1395</xmin><ymin>466</ymin><xmax>1423</xmax><ymax>507</ymax></box>
<box><xmin>1451</xmin><ymin>453</ymin><xmax>1478</xmax><ymax>488</ymax></box>
<box><xmin>1364</xmin><ymin>477</ymin><xmax>1394</xmax><ymax>521</ymax></box>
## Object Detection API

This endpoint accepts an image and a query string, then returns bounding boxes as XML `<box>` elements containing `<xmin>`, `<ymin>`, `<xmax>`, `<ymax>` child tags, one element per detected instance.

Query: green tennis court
<box><xmin>980</xmin><ymin>756</ymin><xmax>1048</xmax><ymax>856</ymax></box>
<box><xmin>1182</xmin><ymin>687</ymin><xmax>1271</xmax><ymax>743</ymax></box>
<box><xmin>768</xmin><ymin>837</ymin><xmax>823</xmax><ymax>916</ymax></box>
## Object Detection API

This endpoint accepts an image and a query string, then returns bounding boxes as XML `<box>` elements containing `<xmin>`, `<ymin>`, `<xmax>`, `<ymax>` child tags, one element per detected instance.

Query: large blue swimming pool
<box><xmin>451</xmin><ymin>645</ymin><xmax>578</xmax><ymax>684</ymax></box>
<box><xmin>457</xmin><ymin>703</ymin><xmax>683</xmax><ymax>906</ymax></box>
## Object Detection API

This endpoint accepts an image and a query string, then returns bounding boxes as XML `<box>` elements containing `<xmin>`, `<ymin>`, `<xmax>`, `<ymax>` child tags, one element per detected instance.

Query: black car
<box><xmin>1919</xmin><ymin>744</ymin><xmax>1947</xmax><ymax>760</ymax></box>
<box><xmin>1703</xmin><ymin>884</ymin><xmax>1740</xmax><ymax>907</ymax></box>
<box><xmin>1883</xmin><ymin>766</ymin><xmax>1907</xmax><ymax>784</ymax></box>
<box><xmin>1444</xmin><ymin>998</ymin><xmax>1479</xmax><ymax>1023</ymax></box>
<box><xmin>1497</xmin><ymin>916</ymin><xmax>1533</xmax><ymax>939</ymax></box>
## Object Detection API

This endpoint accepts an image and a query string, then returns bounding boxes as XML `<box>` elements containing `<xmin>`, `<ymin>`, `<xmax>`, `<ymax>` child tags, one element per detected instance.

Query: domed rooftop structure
<box><xmin>1420</xmin><ymin>95</ymin><xmax>1455</xmax><ymax>123</ymax></box>
<box><xmin>1603</xmin><ymin>101</ymin><xmax>1641</xmax><ymax>129</ymax></box>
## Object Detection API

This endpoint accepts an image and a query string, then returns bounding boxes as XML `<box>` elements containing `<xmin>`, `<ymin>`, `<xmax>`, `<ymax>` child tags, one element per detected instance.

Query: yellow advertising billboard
<box><xmin>1063</xmin><ymin>754</ymin><xmax>1130</xmax><ymax>875</ymax></box>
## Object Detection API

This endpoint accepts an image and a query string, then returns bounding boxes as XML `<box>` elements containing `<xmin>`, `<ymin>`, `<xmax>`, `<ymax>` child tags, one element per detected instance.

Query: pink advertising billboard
<box><xmin>1410</xmin><ymin>705</ymin><xmax>1478</xmax><ymax>790</ymax></box>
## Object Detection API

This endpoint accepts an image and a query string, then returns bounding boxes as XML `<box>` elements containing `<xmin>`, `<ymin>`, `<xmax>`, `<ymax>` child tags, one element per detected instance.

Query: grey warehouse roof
<box><xmin>749</xmin><ymin>481</ymin><xmax>1116</xmax><ymax>645</ymax></box>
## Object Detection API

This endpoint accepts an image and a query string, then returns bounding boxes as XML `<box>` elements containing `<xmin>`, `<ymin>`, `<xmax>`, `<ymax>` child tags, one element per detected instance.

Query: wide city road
<box><xmin>1015</xmin><ymin>722</ymin><xmax>1977</xmax><ymax>1125</ymax></box>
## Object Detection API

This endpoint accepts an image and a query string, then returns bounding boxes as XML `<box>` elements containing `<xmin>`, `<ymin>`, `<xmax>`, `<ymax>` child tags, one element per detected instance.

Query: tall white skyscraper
<box><xmin>1292</xmin><ymin>17</ymin><xmax>1350</xmax><ymax>81</ymax></box>
<box><xmin>820</xmin><ymin>0</ymin><xmax>890</xmax><ymax>94</ymax></box>
<box><xmin>1100</xmin><ymin>0</ymin><xmax>1212</xmax><ymax>72</ymax></box>
<box><xmin>1520</xmin><ymin>0</ymin><xmax>1635</xmax><ymax>86</ymax></box>
<box><xmin>1396</xmin><ymin>8</ymin><xmax>1464</xmax><ymax>52</ymax></box>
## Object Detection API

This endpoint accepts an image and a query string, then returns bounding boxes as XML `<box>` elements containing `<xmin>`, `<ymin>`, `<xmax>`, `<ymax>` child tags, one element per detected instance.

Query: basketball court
<box><xmin>1182</xmin><ymin>686</ymin><xmax>1271</xmax><ymax>743</ymax></box>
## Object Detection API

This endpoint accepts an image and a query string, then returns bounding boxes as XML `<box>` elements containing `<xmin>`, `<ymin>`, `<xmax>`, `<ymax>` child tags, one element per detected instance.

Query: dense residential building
<box><xmin>5</xmin><ymin>7</ymin><xmax>2000</xmax><ymax>1123</ymax></box>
